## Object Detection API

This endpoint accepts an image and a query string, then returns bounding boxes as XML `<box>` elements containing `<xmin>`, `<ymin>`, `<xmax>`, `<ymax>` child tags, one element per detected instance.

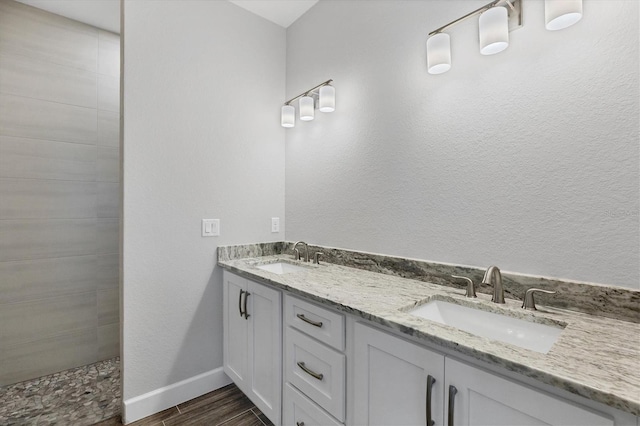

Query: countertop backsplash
<box><xmin>218</xmin><ymin>241</ymin><xmax>639</xmax><ymax>324</ymax></box>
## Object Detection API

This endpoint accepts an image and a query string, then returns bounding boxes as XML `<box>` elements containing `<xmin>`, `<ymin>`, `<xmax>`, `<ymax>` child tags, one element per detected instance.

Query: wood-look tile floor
<box><xmin>93</xmin><ymin>383</ymin><xmax>274</xmax><ymax>426</ymax></box>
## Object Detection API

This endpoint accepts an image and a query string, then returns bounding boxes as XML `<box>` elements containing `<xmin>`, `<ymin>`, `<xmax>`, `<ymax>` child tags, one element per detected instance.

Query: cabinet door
<box><xmin>353</xmin><ymin>322</ymin><xmax>445</xmax><ymax>426</ymax></box>
<box><xmin>445</xmin><ymin>358</ymin><xmax>614</xmax><ymax>426</ymax></box>
<box><xmin>248</xmin><ymin>279</ymin><xmax>282</xmax><ymax>425</ymax></box>
<box><xmin>223</xmin><ymin>272</ymin><xmax>248</xmax><ymax>390</ymax></box>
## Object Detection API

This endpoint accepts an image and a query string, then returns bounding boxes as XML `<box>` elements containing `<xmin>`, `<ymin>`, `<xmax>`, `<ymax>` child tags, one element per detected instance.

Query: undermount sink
<box><xmin>256</xmin><ymin>261</ymin><xmax>308</xmax><ymax>275</ymax></box>
<box><xmin>408</xmin><ymin>299</ymin><xmax>564</xmax><ymax>354</ymax></box>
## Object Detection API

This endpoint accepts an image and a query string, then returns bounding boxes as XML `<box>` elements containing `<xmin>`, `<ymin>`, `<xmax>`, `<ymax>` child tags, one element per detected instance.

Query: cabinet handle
<box><xmin>296</xmin><ymin>423</ymin><xmax>305</xmax><ymax>426</ymax></box>
<box><xmin>243</xmin><ymin>291</ymin><xmax>250</xmax><ymax>320</ymax></box>
<box><xmin>296</xmin><ymin>313</ymin><xmax>323</xmax><ymax>328</ymax></box>
<box><xmin>426</xmin><ymin>375</ymin><xmax>436</xmax><ymax>426</ymax></box>
<box><xmin>448</xmin><ymin>385</ymin><xmax>457</xmax><ymax>426</ymax></box>
<box><xmin>238</xmin><ymin>289</ymin><xmax>245</xmax><ymax>318</ymax></box>
<box><xmin>297</xmin><ymin>361</ymin><xmax>324</xmax><ymax>381</ymax></box>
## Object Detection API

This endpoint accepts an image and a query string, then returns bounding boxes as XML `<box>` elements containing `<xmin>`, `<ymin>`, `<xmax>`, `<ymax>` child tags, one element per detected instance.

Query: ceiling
<box><xmin>13</xmin><ymin>0</ymin><xmax>320</xmax><ymax>34</ymax></box>
<box><xmin>14</xmin><ymin>0</ymin><xmax>121</xmax><ymax>34</ymax></box>
<box><xmin>228</xmin><ymin>0</ymin><xmax>319</xmax><ymax>28</ymax></box>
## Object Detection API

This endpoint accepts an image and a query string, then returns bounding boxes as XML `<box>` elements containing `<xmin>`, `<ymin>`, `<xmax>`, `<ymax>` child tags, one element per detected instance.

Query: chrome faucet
<box><xmin>293</xmin><ymin>241</ymin><xmax>309</xmax><ymax>262</ymax></box>
<box><xmin>482</xmin><ymin>265</ymin><xmax>505</xmax><ymax>304</ymax></box>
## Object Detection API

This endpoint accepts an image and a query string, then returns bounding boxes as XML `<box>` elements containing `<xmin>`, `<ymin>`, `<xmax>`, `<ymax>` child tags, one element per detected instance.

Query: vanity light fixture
<box><xmin>426</xmin><ymin>0</ymin><xmax>583</xmax><ymax>74</ymax></box>
<box><xmin>281</xmin><ymin>105</ymin><xmax>295</xmax><ymax>128</ymax></box>
<box><xmin>280</xmin><ymin>79</ymin><xmax>334</xmax><ymax>128</ymax></box>
<box><xmin>426</xmin><ymin>0</ymin><xmax>522</xmax><ymax>75</ymax></box>
<box><xmin>299</xmin><ymin>96</ymin><xmax>315</xmax><ymax>121</ymax></box>
<box><xmin>545</xmin><ymin>0</ymin><xmax>582</xmax><ymax>31</ymax></box>
<box><xmin>426</xmin><ymin>32</ymin><xmax>451</xmax><ymax>74</ymax></box>
<box><xmin>319</xmin><ymin>85</ymin><xmax>335</xmax><ymax>112</ymax></box>
<box><xmin>479</xmin><ymin>5</ymin><xmax>510</xmax><ymax>55</ymax></box>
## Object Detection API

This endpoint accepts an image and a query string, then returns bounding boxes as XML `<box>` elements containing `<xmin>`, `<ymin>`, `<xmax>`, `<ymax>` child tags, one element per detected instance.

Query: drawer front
<box><xmin>285</xmin><ymin>294</ymin><xmax>345</xmax><ymax>351</ymax></box>
<box><xmin>283</xmin><ymin>383</ymin><xmax>342</xmax><ymax>426</ymax></box>
<box><xmin>285</xmin><ymin>327</ymin><xmax>346</xmax><ymax>422</ymax></box>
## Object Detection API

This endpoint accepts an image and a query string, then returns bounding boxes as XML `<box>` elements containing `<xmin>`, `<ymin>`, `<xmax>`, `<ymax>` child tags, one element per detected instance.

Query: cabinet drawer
<box><xmin>285</xmin><ymin>294</ymin><xmax>345</xmax><ymax>351</ymax></box>
<box><xmin>285</xmin><ymin>327</ymin><xmax>346</xmax><ymax>422</ymax></box>
<box><xmin>283</xmin><ymin>383</ymin><xmax>342</xmax><ymax>426</ymax></box>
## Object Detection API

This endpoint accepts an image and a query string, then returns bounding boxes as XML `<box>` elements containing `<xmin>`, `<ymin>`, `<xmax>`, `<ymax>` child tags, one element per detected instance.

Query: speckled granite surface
<box><xmin>218</xmin><ymin>243</ymin><xmax>640</xmax><ymax>416</ymax></box>
<box><xmin>219</xmin><ymin>242</ymin><xmax>640</xmax><ymax>323</ymax></box>
<box><xmin>0</xmin><ymin>357</ymin><xmax>120</xmax><ymax>425</ymax></box>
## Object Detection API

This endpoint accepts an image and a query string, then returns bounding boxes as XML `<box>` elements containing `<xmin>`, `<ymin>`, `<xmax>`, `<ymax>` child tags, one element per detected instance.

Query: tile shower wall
<box><xmin>0</xmin><ymin>0</ymin><xmax>120</xmax><ymax>386</ymax></box>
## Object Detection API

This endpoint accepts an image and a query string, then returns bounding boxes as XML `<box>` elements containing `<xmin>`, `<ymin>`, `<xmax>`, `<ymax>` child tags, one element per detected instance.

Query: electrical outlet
<box><xmin>271</xmin><ymin>217</ymin><xmax>280</xmax><ymax>233</ymax></box>
<box><xmin>202</xmin><ymin>219</ymin><xmax>220</xmax><ymax>237</ymax></box>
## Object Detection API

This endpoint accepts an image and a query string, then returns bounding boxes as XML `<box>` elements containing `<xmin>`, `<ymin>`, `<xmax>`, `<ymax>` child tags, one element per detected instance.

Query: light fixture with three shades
<box><xmin>426</xmin><ymin>0</ymin><xmax>583</xmax><ymax>75</ymax></box>
<box><xmin>281</xmin><ymin>79</ymin><xmax>335</xmax><ymax>128</ymax></box>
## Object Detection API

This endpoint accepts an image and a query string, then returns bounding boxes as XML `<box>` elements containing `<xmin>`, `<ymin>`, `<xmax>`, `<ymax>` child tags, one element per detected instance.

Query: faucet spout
<box><xmin>292</xmin><ymin>241</ymin><xmax>310</xmax><ymax>262</ymax></box>
<box><xmin>482</xmin><ymin>265</ymin><xmax>505</xmax><ymax>304</ymax></box>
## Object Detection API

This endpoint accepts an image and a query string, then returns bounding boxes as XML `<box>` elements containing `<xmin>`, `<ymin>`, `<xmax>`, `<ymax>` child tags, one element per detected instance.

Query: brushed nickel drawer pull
<box><xmin>426</xmin><ymin>375</ymin><xmax>436</xmax><ymax>426</ymax></box>
<box><xmin>296</xmin><ymin>313</ymin><xmax>323</xmax><ymax>328</ymax></box>
<box><xmin>297</xmin><ymin>361</ymin><xmax>324</xmax><ymax>381</ymax></box>
<box><xmin>448</xmin><ymin>385</ymin><xmax>458</xmax><ymax>426</ymax></box>
<box><xmin>238</xmin><ymin>289</ymin><xmax>245</xmax><ymax>318</ymax></box>
<box><xmin>243</xmin><ymin>291</ymin><xmax>250</xmax><ymax>320</ymax></box>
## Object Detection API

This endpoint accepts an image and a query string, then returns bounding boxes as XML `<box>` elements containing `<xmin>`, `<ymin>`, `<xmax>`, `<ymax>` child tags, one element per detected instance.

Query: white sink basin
<box><xmin>409</xmin><ymin>299</ymin><xmax>563</xmax><ymax>354</ymax></box>
<box><xmin>256</xmin><ymin>261</ymin><xmax>308</xmax><ymax>275</ymax></box>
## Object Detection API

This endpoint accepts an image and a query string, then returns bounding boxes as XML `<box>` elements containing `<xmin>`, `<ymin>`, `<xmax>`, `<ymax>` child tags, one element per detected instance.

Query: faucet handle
<box><xmin>293</xmin><ymin>248</ymin><xmax>300</xmax><ymax>261</ymax></box>
<box><xmin>314</xmin><ymin>252</ymin><xmax>324</xmax><ymax>265</ymax></box>
<box><xmin>522</xmin><ymin>288</ymin><xmax>557</xmax><ymax>310</ymax></box>
<box><xmin>451</xmin><ymin>275</ymin><xmax>477</xmax><ymax>298</ymax></box>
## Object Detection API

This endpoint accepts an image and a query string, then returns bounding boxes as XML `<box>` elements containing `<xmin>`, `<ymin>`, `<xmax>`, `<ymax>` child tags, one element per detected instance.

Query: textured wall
<box><xmin>122</xmin><ymin>0</ymin><xmax>285</xmax><ymax>403</ymax></box>
<box><xmin>285</xmin><ymin>0</ymin><xmax>639</xmax><ymax>289</ymax></box>
<box><xmin>0</xmin><ymin>0</ymin><xmax>120</xmax><ymax>386</ymax></box>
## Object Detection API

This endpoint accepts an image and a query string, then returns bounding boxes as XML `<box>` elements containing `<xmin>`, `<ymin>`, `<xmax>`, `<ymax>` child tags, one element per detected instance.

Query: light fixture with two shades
<box><xmin>281</xmin><ymin>79</ymin><xmax>335</xmax><ymax>128</ymax></box>
<box><xmin>426</xmin><ymin>0</ymin><xmax>583</xmax><ymax>75</ymax></box>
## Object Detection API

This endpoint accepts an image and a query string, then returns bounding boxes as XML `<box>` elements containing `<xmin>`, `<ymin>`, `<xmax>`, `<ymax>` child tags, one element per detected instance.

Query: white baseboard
<box><xmin>122</xmin><ymin>367</ymin><xmax>232</xmax><ymax>424</ymax></box>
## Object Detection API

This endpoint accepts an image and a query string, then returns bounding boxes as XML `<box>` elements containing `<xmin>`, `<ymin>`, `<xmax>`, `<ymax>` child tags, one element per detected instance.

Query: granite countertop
<box><xmin>218</xmin><ymin>253</ymin><xmax>640</xmax><ymax>416</ymax></box>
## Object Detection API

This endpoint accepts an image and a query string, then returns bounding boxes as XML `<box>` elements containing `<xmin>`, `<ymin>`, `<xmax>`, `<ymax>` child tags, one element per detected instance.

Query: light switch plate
<box><xmin>202</xmin><ymin>219</ymin><xmax>220</xmax><ymax>237</ymax></box>
<box><xmin>271</xmin><ymin>217</ymin><xmax>280</xmax><ymax>233</ymax></box>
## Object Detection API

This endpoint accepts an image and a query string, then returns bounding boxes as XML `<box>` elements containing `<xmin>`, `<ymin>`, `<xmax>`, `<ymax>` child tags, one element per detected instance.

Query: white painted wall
<box><xmin>122</xmin><ymin>0</ymin><xmax>285</xmax><ymax>420</ymax></box>
<box><xmin>285</xmin><ymin>0</ymin><xmax>639</xmax><ymax>289</ymax></box>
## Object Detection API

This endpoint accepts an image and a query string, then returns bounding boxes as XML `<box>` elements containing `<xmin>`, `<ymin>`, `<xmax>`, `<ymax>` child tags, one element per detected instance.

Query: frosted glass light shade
<box><xmin>299</xmin><ymin>96</ymin><xmax>314</xmax><ymax>121</ymax></box>
<box><xmin>545</xmin><ymin>0</ymin><xmax>582</xmax><ymax>30</ymax></box>
<box><xmin>426</xmin><ymin>33</ymin><xmax>451</xmax><ymax>75</ymax></box>
<box><xmin>281</xmin><ymin>105</ymin><xmax>295</xmax><ymax>128</ymax></box>
<box><xmin>479</xmin><ymin>6</ymin><xmax>509</xmax><ymax>55</ymax></box>
<box><xmin>319</xmin><ymin>86</ymin><xmax>335</xmax><ymax>112</ymax></box>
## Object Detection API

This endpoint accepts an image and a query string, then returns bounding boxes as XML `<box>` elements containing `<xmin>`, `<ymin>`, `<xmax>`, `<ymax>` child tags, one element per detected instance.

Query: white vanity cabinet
<box><xmin>353</xmin><ymin>322</ymin><xmax>617</xmax><ymax>426</ymax></box>
<box><xmin>444</xmin><ymin>357</ymin><xmax>613</xmax><ymax>426</ymax></box>
<box><xmin>353</xmin><ymin>322</ymin><xmax>445</xmax><ymax>426</ymax></box>
<box><xmin>223</xmin><ymin>271</ymin><xmax>282</xmax><ymax>425</ymax></box>
<box><xmin>283</xmin><ymin>294</ymin><xmax>346</xmax><ymax>425</ymax></box>
<box><xmin>284</xmin><ymin>383</ymin><xmax>342</xmax><ymax>426</ymax></box>
<box><xmin>221</xmin><ymin>267</ymin><xmax>637</xmax><ymax>426</ymax></box>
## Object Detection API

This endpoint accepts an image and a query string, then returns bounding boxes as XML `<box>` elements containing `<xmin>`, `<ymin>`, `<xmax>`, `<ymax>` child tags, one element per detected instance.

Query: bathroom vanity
<box><xmin>219</xmin><ymin>243</ymin><xmax>640</xmax><ymax>426</ymax></box>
